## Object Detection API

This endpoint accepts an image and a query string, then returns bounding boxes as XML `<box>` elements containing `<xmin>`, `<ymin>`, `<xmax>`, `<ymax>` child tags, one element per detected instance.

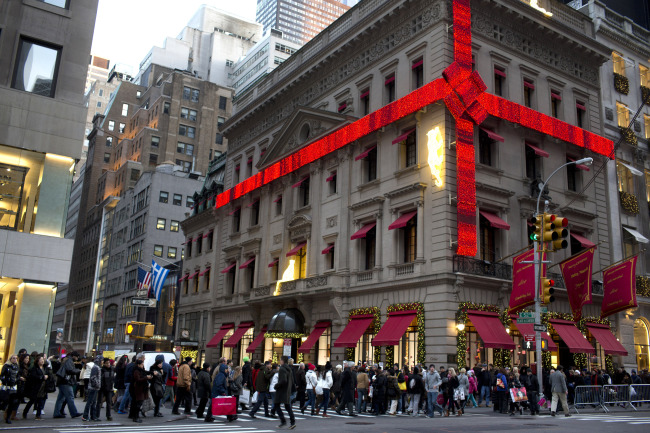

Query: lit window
<box><xmin>159</xmin><ymin>191</ymin><xmax>168</xmax><ymax>203</ymax></box>
<box><xmin>151</xmin><ymin>136</ymin><xmax>160</xmax><ymax>147</ymax></box>
<box><xmin>616</xmin><ymin>160</ymin><xmax>635</xmax><ymax>194</ymax></box>
<box><xmin>641</xmin><ymin>65</ymin><xmax>650</xmax><ymax>88</ymax></box>
<box><xmin>617</xmin><ymin>102</ymin><xmax>630</xmax><ymax>128</ymax></box>
<box><xmin>119</xmin><ymin>123</ymin><xmax>125</xmax><ymax>133</ymax></box>
<box><xmin>154</xmin><ymin>245</ymin><xmax>163</xmax><ymax>257</ymax></box>
<box><xmin>173</xmin><ymin>194</ymin><xmax>182</xmax><ymax>206</ymax></box>
<box><xmin>645</xmin><ymin>115</ymin><xmax>650</xmax><ymax>139</ymax></box>
<box><xmin>121</xmin><ymin>103</ymin><xmax>128</xmax><ymax>116</ymax></box>
<box><xmin>168</xmin><ymin>247</ymin><xmax>177</xmax><ymax>259</ymax></box>
<box><xmin>12</xmin><ymin>37</ymin><xmax>61</xmax><ymax>98</ymax></box>
<box><xmin>156</xmin><ymin>218</ymin><xmax>166</xmax><ymax>230</ymax></box>
<box><xmin>170</xmin><ymin>220</ymin><xmax>180</xmax><ymax>232</ymax></box>
<box><xmin>613</xmin><ymin>52</ymin><xmax>626</xmax><ymax>76</ymax></box>
<box><xmin>108</xmin><ymin>120</ymin><xmax>115</xmax><ymax>131</ymax></box>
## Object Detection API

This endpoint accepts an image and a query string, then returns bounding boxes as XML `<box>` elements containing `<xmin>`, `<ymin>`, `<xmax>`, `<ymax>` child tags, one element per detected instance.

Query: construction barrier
<box><xmin>601</xmin><ymin>384</ymin><xmax>636</xmax><ymax>411</ymax></box>
<box><xmin>630</xmin><ymin>384</ymin><xmax>650</xmax><ymax>406</ymax></box>
<box><xmin>574</xmin><ymin>385</ymin><xmax>608</xmax><ymax>414</ymax></box>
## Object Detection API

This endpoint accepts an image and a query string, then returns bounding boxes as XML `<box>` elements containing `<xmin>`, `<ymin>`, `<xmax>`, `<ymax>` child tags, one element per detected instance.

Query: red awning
<box><xmin>412</xmin><ymin>59</ymin><xmax>423</xmax><ymax>69</ymax></box>
<box><xmin>479</xmin><ymin>210</ymin><xmax>511</xmax><ymax>230</ymax></box>
<box><xmin>189</xmin><ymin>270</ymin><xmax>200</xmax><ymax>280</ymax></box>
<box><xmin>494</xmin><ymin>68</ymin><xmax>506</xmax><ymax>78</ymax></box>
<box><xmin>178</xmin><ymin>273</ymin><xmax>189</xmax><ymax>282</ymax></box>
<box><xmin>224</xmin><ymin>321</ymin><xmax>255</xmax><ymax>348</ymax></box>
<box><xmin>480</xmin><ymin>127</ymin><xmax>505</xmax><ymax>143</ymax></box>
<box><xmin>551</xmin><ymin>92</ymin><xmax>562</xmax><ymax>101</ymax></box>
<box><xmin>199</xmin><ymin>267</ymin><xmax>210</xmax><ymax>277</ymax></box>
<box><xmin>321</xmin><ymin>244</ymin><xmax>334</xmax><ymax>255</ymax></box>
<box><xmin>298</xmin><ymin>321</ymin><xmax>331</xmax><ymax>353</ymax></box>
<box><xmin>351</xmin><ymin>222</ymin><xmax>376</xmax><ymax>240</ymax></box>
<box><xmin>228</xmin><ymin>207</ymin><xmax>240</xmax><ymax>216</ymax></box>
<box><xmin>571</xmin><ymin>233</ymin><xmax>595</xmax><ymax>248</ymax></box>
<box><xmin>576</xmin><ymin>103</ymin><xmax>587</xmax><ymax>111</ymax></box>
<box><xmin>338</xmin><ymin>103</ymin><xmax>347</xmax><ymax>112</ymax></box>
<box><xmin>360</xmin><ymin>90</ymin><xmax>370</xmax><ymax>99</ymax></box>
<box><xmin>526</xmin><ymin>143</ymin><xmax>550</xmax><ymax>158</ymax></box>
<box><xmin>286</xmin><ymin>242</ymin><xmax>307</xmax><ymax>257</ymax></box>
<box><xmin>325</xmin><ymin>172</ymin><xmax>336</xmax><ymax>182</ymax></box>
<box><xmin>292</xmin><ymin>176</ymin><xmax>309</xmax><ymax>188</ymax></box>
<box><xmin>193</xmin><ymin>236</ymin><xmax>201</xmax><ymax>242</ymax></box>
<box><xmin>247</xmin><ymin>157</ymin><xmax>253</xmax><ymax>164</ymax></box>
<box><xmin>273</xmin><ymin>195</ymin><xmax>282</xmax><ymax>203</ymax></box>
<box><xmin>246</xmin><ymin>326</ymin><xmax>268</xmax><ymax>353</ymax></box>
<box><xmin>333</xmin><ymin>314</ymin><xmax>374</xmax><ymax>348</ymax></box>
<box><xmin>549</xmin><ymin>319</ymin><xmax>596</xmax><ymax>354</ymax></box>
<box><xmin>182</xmin><ymin>239</ymin><xmax>191</xmax><ymax>245</ymax></box>
<box><xmin>355</xmin><ymin>145</ymin><xmax>377</xmax><ymax>161</ymax></box>
<box><xmin>384</xmin><ymin>75</ymin><xmax>395</xmax><ymax>85</ymax></box>
<box><xmin>202</xmin><ymin>230</ymin><xmax>213</xmax><ymax>238</ymax></box>
<box><xmin>467</xmin><ymin>310</ymin><xmax>516</xmax><ymax>350</ymax></box>
<box><xmin>568</xmin><ymin>157</ymin><xmax>590</xmax><ymax>171</ymax></box>
<box><xmin>206</xmin><ymin>323</ymin><xmax>235</xmax><ymax>348</ymax></box>
<box><xmin>247</xmin><ymin>198</ymin><xmax>259</xmax><ymax>208</ymax></box>
<box><xmin>392</xmin><ymin>128</ymin><xmax>416</xmax><ymax>145</ymax></box>
<box><xmin>388</xmin><ymin>210</ymin><xmax>417</xmax><ymax>230</ymax></box>
<box><xmin>524</xmin><ymin>80</ymin><xmax>535</xmax><ymax>90</ymax></box>
<box><xmin>221</xmin><ymin>262</ymin><xmax>236</xmax><ymax>274</ymax></box>
<box><xmin>239</xmin><ymin>257</ymin><xmax>255</xmax><ymax>269</ymax></box>
<box><xmin>268</xmin><ymin>258</ymin><xmax>279</xmax><ymax>268</ymax></box>
<box><xmin>586</xmin><ymin>323</ymin><xmax>628</xmax><ymax>356</ymax></box>
<box><xmin>235</xmin><ymin>165</ymin><xmax>240</xmax><ymax>171</ymax></box>
<box><xmin>513</xmin><ymin>318</ymin><xmax>558</xmax><ymax>350</ymax></box>
<box><xmin>372</xmin><ymin>310</ymin><xmax>417</xmax><ymax>346</ymax></box>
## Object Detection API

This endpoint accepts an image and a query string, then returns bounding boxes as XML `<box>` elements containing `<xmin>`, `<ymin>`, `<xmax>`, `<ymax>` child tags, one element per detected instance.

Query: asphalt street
<box><xmin>4</xmin><ymin>393</ymin><xmax>650</xmax><ymax>433</ymax></box>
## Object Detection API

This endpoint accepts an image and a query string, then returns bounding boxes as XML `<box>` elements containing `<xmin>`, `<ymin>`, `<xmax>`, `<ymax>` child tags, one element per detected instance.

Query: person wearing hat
<box><xmin>172</xmin><ymin>357</ymin><xmax>193</xmax><ymax>415</ymax></box>
<box><xmin>53</xmin><ymin>351</ymin><xmax>82</xmax><ymax>419</ymax></box>
<box><xmin>302</xmin><ymin>364</ymin><xmax>318</xmax><ymax>415</ymax></box>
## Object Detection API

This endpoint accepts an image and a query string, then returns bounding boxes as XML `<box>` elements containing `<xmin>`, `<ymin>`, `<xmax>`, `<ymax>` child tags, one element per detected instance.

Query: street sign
<box><xmin>136</xmin><ymin>289</ymin><xmax>149</xmax><ymax>297</ymax></box>
<box><xmin>517</xmin><ymin>318</ymin><xmax>535</xmax><ymax>324</ymax></box>
<box><xmin>525</xmin><ymin>341</ymin><xmax>534</xmax><ymax>350</ymax></box>
<box><xmin>518</xmin><ymin>312</ymin><xmax>535</xmax><ymax>318</ymax></box>
<box><xmin>534</xmin><ymin>324</ymin><xmax>547</xmax><ymax>332</ymax></box>
<box><xmin>524</xmin><ymin>334</ymin><xmax>535</xmax><ymax>342</ymax></box>
<box><xmin>132</xmin><ymin>297</ymin><xmax>156</xmax><ymax>307</ymax></box>
<box><xmin>283</xmin><ymin>338</ymin><xmax>292</xmax><ymax>356</ymax></box>
<box><xmin>540</xmin><ymin>307</ymin><xmax>548</xmax><ymax>313</ymax></box>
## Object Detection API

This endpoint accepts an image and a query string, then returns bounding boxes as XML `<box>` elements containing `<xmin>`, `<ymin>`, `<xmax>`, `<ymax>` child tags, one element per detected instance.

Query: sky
<box><xmin>91</xmin><ymin>0</ymin><xmax>258</xmax><ymax>74</ymax></box>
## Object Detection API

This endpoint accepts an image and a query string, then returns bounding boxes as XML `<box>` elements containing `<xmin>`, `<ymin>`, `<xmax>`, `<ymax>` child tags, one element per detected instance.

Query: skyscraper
<box><xmin>256</xmin><ymin>0</ymin><xmax>353</xmax><ymax>45</ymax></box>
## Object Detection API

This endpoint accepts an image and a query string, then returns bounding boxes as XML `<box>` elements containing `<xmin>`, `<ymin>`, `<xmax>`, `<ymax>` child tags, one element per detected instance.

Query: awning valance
<box><xmin>221</xmin><ymin>262</ymin><xmax>237</xmax><ymax>274</ymax></box>
<box><xmin>178</xmin><ymin>273</ymin><xmax>189</xmax><ymax>282</ymax></box>
<box><xmin>298</xmin><ymin>321</ymin><xmax>331</xmax><ymax>354</ymax></box>
<box><xmin>321</xmin><ymin>244</ymin><xmax>334</xmax><ymax>255</ymax></box>
<box><xmin>333</xmin><ymin>314</ymin><xmax>374</xmax><ymax>348</ymax></box>
<box><xmin>623</xmin><ymin>227</ymin><xmax>649</xmax><ymax>244</ymax></box>
<box><xmin>549</xmin><ymin>319</ymin><xmax>596</xmax><ymax>354</ymax></box>
<box><xmin>202</xmin><ymin>230</ymin><xmax>213</xmax><ymax>238</ymax></box>
<box><xmin>355</xmin><ymin>145</ymin><xmax>377</xmax><ymax>161</ymax></box>
<box><xmin>526</xmin><ymin>143</ymin><xmax>550</xmax><ymax>158</ymax></box>
<box><xmin>568</xmin><ymin>157</ymin><xmax>590</xmax><ymax>171</ymax></box>
<box><xmin>199</xmin><ymin>267</ymin><xmax>210</xmax><ymax>277</ymax></box>
<box><xmin>467</xmin><ymin>310</ymin><xmax>516</xmax><ymax>350</ymax></box>
<box><xmin>228</xmin><ymin>207</ymin><xmax>240</xmax><ymax>216</ymax></box>
<box><xmin>268</xmin><ymin>258</ymin><xmax>279</xmax><ymax>268</ymax></box>
<box><xmin>239</xmin><ymin>257</ymin><xmax>256</xmax><ymax>269</ymax></box>
<box><xmin>351</xmin><ymin>222</ymin><xmax>376</xmax><ymax>240</ymax></box>
<box><xmin>494</xmin><ymin>68</ymin><xmax>506</xmax><ymax>78</ymax></box>
<box><xmin>586</xmin><ymin>323</ymin><xmax>628</xmax><ymax>356</ymax></box>
<box><xmin>189</xmin><ymin>270</ymin><xmax>200</xmax><ymax>280</ymax></box>
<box><xmin>292</xmin><ymin>176</ymin><xmax>309</xmax><ymax>188</ymax></box>
<box><xmin>224</xmin><ymin>321</ymin><xmax>255</xmax><ymax>348</ymax></box>
<box><xmin>392</xmin><ymin>128</ymin><xmax>416</xmax><ymax>145</ymax></box>
<box><xmin>388</xmin><ymin>211</ymin><xmax>417</xmax><ymax>231</ymax></box>
<box><xmin>372</xmin><ymin>310</ymin><xmax>417</xmax><ymax>346</ymax></box>
<box><xmin>246</xmin><ymin>326</ymin><xmax>268</xmax><ymax>353</ymax></box>
<box><xmin>570</xmin><ymin>233</ymin><xmax>595</xmax><ymax>249</ymax></box>
<box><xmin>286</xmin><ymin>242</ymin><xmax>307</xmax><ymax>257</ymax></box>
<box><xmin>480</xmin><ymin>127</ymin><xmax>505</xmax><ymax>143</ymax></box>
<box><xmin>479</xmin><ymin>210</ymin><xmax>510</xmax><ymax>230</ymax></box>
<box><xmin>206</xmin><ymin>323</ymin><xmax>235</xmax><ymax>348</ymax></box>
<box><xmin>524</xmin><ymin>80</ymin><xmax>535</xmax><ymax>90</ymax></box>
<box><xmin>325</xmin><ymin>172</ymin><xmax>336</xmax><ymax>182</ymax></box>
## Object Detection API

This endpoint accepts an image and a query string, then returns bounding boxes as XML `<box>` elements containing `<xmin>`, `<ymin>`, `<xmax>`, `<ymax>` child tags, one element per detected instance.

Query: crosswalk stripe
<box><xmin>59</xmin><ymin>428</ymin><xmax>265</xmax><ymax>433</ymax></box>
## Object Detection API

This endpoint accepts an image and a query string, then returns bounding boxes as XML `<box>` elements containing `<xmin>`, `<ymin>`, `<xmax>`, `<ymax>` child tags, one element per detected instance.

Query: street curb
<box><xmin>0</xmin><ymin>423</ymin><xmax>121</xmax><ymax>430</ymax></box>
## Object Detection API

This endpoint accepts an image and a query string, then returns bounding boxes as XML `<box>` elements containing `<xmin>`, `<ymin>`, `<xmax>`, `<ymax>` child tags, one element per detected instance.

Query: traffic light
<box><xmin>540</xmin><ymin>338</ymin><xmax>549</xmax><ymax>351</ymax></box>
<box><xmin>541</xmin><ymin>277</ymin><xmax>555</xmax><ymax>304</ymax></box>
<box><xmin>126</xmin><ymin>322</ymin><xmax>134</xmax><ymax>335</ymax></box>
<box><xmin>551</xmin><ymin>216</ymin><xmax>569</xmax><ymax>251</ymax></box>
<box><xmin>125</xmin><ymin>321</ymin><xmax>154</xmax><ymax>338</ymax></box>
<box><xmin>542</xmin><ymin>213</ymin><xmax>557</xmax><ymax>242</ymax></box>
<box><xmin>529</xmin><ymin>215</ymin><xmax>543</xmax><ymax>242</ymax></box>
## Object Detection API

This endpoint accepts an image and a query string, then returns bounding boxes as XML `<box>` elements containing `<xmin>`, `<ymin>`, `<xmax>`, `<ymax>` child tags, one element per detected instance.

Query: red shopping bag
<box><xmin>212</xmin><ymin>396</ymin><xmax>237</xmax><ymax>416</ymax></box>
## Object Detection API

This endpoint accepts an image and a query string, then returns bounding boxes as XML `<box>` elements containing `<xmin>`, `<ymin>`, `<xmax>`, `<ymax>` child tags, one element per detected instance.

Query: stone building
<box><xmin>0</xmin><ymin>0</ymin><xmax>99</xmax><ymax>361</ymax></box>
<box><xmin>178</xmin><ymin>0</ymin><xmax>634</xmax><ymax>371</ymax></box>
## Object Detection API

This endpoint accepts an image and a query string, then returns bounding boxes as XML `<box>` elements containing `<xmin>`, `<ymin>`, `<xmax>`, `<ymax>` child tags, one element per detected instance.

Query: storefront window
<box><xmin>221</xmin><ymin>328</ymin><xmax>234</xmax><ymax>360</ymax></box>
<box><xmin>239</xmin><ymin>328</ymin><xmax>255</xmax><ymax>366</ymax></box>
<box><xmin>354</xmin><ymin>333</ymin><xmax>375</xmax><ymax>366</ymax></box>
<box><xmin>315</xmin><ymin>328</ymin><xmax>331</xmax><ymax>366</ymax></box>
<box><xmin>264</xmin><ymin>338</ymin><xmax>284</xmax><ymax>363</ymax></box>
<box><xmin>464</xmin><ymin>325</ymin><xmax>494</xmax><ymax>367</ymax></box>
<box><xmin>634</xmin><ymin>318</ymin><xmax>650</xmax><ymax>371</ymax></box>
<box><xmin>393</xmin><ymin>324</ymin><xmax>418</xmax><ymax>368</ymax></box>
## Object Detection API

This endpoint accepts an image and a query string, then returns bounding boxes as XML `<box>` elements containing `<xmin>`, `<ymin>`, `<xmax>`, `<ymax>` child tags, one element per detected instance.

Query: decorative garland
<box><xmin>642</xmin><ymin>86</ymin><xmax>650</xmax><ymax>106</ymax></box>
<box><xmin>544</xmin><ymin>312</ymin><xmax>611</xmax><ymax>370</ymax></box>
<box><xmin>456</xmin><ymin>303</ymin><xmax>501</xmax><ymax>368</ymax></box>
<box><xmin>636</xmin><ymin>276</ymin><xmax>650</xmax><ymax>297</ymax></box>
<box><xmin>265</xmin><ymin>332</ymin><xmax>304</xmax><ymax>339</ymax></box>
<box><xmin>614</xmin><ymin>73</ymin><xmax>629</xmax><ymax>95</ymax></box>
<box><xmin>619</xmin><ymin>127</ymin><xmax>637</xmax><ymax>145</ymax></box>
<box><xmin>345</xmin><ymin>307</ymin><xmax>381</xmax><ymax>362</ymax></box>
<box><xmin>386</xmin><ymin>302</ymin><xmax>425</xmax><ymax>366</ymax></box>
<box><xmin>620</xmin><ymin>191</ymin><xmax>640</xmax><ymax>214</ymax></box>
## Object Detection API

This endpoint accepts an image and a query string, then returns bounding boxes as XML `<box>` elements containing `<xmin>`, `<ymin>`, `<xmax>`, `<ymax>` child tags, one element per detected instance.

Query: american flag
<box><xmin>137</xmin><ymin>267</ymin><xmax>152</xmax><ymax>292</ymax></box>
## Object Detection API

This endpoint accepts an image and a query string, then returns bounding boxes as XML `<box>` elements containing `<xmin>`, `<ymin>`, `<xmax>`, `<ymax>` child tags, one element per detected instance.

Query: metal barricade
<box><xmin>630</xmin><ymin>384</ymin><xmax>650</xmax><ymax>406</ymax></box>
<box><xmin>574</xmin><ymin>385</ymin><xmax>607</xmax><ymax>413</ymax></box>
<box><xmin>602</xmin><ymin>384</ymin><xmax>636</xmax><ymax>411</ymax></box>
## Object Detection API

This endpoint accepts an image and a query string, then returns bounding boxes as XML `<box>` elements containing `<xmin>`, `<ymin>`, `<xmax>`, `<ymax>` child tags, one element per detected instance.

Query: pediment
<box><xmin>287</xmin><ymin>214</ymin><xmax>312</xmax><ymax>230</ymax></box>
<box><xmin>257</xmin><ymin>106</ymin><xmax>357</xmax><ymax>169</ymax></box>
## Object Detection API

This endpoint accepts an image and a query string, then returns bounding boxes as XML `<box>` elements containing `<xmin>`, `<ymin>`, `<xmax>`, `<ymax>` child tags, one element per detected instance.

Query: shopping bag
<box><xmin>368</xmin><ymin>385</ymin><xmax>373</xmax><ymax>398</ymax></box>
<box><xmin>141</xmin><ymin>394</ymin><xmax>155</xmax><ymax>413</ymax></box>
<box><xmin>437</xmin><ymin>393</ymin><xmax>444</xmax><ymax>405</ymax></box>
<box><xmin>212</xmin><ymin>396</ymin><xmax>237</xmax><ymax>416</ymax></box>
<box><xmin>510</xmin><ymin>387</ymin><xmax>527</xmax><ymax>403</ymax></box>
<box><xmin>538</xmin><ymin>397</ymin><xmax>546</xmax><ymax>406</ymax></box>
<box><xmin>251</xmin><ymin>391</ymin><xmax>258</xmax><ymax>404</ymax></box>
<box><xmin>454</xmin><ymin>388</ymin><xmax>465</xmax><ymax>401</ymax></box>
<box><xmin>240</xmin><ymin>389</ymin><xmax>251</xmax><ymax>405</ymax></box>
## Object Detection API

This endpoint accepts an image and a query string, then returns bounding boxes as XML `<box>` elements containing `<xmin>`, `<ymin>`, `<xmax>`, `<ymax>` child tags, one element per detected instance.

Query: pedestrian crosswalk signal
<box><xmin>540</xmin><ymin>338</ymin><xmax>548</xmax><ymax>351</ymax></box>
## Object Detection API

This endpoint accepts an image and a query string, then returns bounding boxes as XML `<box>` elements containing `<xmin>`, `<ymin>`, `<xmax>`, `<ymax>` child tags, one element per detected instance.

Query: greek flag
<box><xmin>149</xmin><ymin>260</ymin><xmax>170</xmax><ymax>302</ymax></box>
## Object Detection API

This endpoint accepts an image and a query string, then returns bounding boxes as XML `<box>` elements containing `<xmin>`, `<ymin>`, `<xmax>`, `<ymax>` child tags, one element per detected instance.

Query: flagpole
<box><xmin>545</xmin><ymin>243</ymin><xmax>601</xmax><ymax>271</ymax></box>
<box><xmin>495</xmin><ymin>245</ymin><xmax>533</xmax><ymax>263</ymax></box>
<box><xmin>592</xmin><ymin>250</ymin><xmax>644</xmax><ymax>276</ymax></box>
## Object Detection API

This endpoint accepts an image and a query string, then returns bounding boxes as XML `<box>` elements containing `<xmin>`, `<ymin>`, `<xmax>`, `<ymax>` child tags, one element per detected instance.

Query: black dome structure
<box><xmin>267</xmin><ymin>308</ymin><xmax>305</xmax><ymax>335</ymax></box>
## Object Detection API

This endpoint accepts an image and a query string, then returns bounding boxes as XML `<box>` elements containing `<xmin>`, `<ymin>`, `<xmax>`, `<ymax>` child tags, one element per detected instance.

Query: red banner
<box><xmin>601</xmin><ymin>256</ymin><xmax>638</xmax><ymax>319</ymax></box>
<box><xmin>509</xmin><ymin>249</ymin><xmax>545</xmax><ymax>314</ymax></box>
<box><xmin>559</xmin><ymin>247</ymin><xmax>595</xmax><ymax>321</ymax></box>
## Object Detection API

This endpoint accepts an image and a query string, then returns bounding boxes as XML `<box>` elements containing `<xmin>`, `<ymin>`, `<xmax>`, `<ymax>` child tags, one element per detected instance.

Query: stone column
<box><xmin>416</xmin><ymin>199</ymin><xmax>424</xmax><ymax>261</ymax></box>
<box><xmin>374</xmin><ymin>211</ymin><xmax>383</xmax><ymax>269</ymax></box>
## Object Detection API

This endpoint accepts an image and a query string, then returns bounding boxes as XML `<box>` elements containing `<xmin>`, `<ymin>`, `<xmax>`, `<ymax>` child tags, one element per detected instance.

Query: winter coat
<box><xmin>212</xmin><ymin>364</ymin><xmax>229</xmax><ymax>397</ymax></box>
<box><xmin>550</xmin><ymin>371</ymin><xmax>568</xmax><ymax>393</ymax></box>
<box><xmin>357</xmin><ymin>372</ymin><xmax>369</xmax><ymax>389</ymax></box>
<box><xmin>524</xmin><ymin>374</ymin><xmax>540</xmax><ymax>393</ymax></box>
<box><xmin>88</xmin><ymin>364</ymin><xmax>101</xmax><ymax>391</ymax></box>
<box><xmin>197</xmin><ymin>370</ymin><xmax>212</xmax><ymax>399</ymax></box>
<box><xmin>446</xmin><ymin>376</ymin><xmax>459</xmax><ymax>398</ymax></box>
<box><xmin>230</xmin><ymin>374</ymin><xmax>243</xmax><ymax>396</ymax></box>
<box><xmin>100</xmin><ymin>365</ymin><xmax>114</xmax><ymax>392</ymax></box>
<box><xmin>373</xmin><ymin>373</ymin><xmax>387</xmax><ymax>400</ymax></box>
<box><xmin>114</xmin><ymin>363</ymin><xmax>126</xmax><ymax>390</ymax></box>
<box><xmin>468</xmin><ymin>375</ymin><xmax>478</xmax><ymax>394</ymax></box>
<box><xmin>25</xmin><ymin>366</ymin><xmax>46</xmax><ymax>399</ymax></box>
<box><xmin>132</xmin><ymin>367</ymin><xmax>149</xmax><ymax>401</ymax></box>
<box><xmin>321</xmin><ymin>370</ymin><xmax>333</xmax><ymax>389</ymax></box>
<box><xmin>82</xmin><ymin>361</ymin><xmax>95</xmax><ymax>380</ymax></box>
<box><xmin>166</xmin><ymin>365</ymin><xmax>178</xmax><ymax>387</ymax></box>
<box><xmin>458</xmin><ymin>373</ymin><xmax>470</xmax><ymax>396</ymax></box>
<box><xmin>55</xmin><ymin>357</ymin><xmax>79</xmax><ymax>386</ymax></box>
<box><xmin>149</xmin><ymin>364</ymin><xmax>164</xmax><ymax>399</ymax></box>
<box><xmin>273</xmin><ymin>364</ymin><xmax>294</xmax><ymax>405</ymax></box>
<box><xmin>306</xmin><ymin>370</ymin><xmax>318</xmax><ymax>390</ymax></box>
<box><xmin>255</xmin><ymin>367</ymin><xmax>273</xmax><ymax>393</ymax></box>
<box><xmin>496</xmin><ymin>373</ymin><xmax>508</xmax><ymax>392</ymax></box>
<box><xmin>331</xmin><ymin>370</ymin><xmax>342</xmax><ymax>393</ymax></box>
<box><xmin>176</xmin><ymin>363</ymin><xmax>192</xmax><ymax>390</ymax></box>
<box><xmin>424</xmin><ymin>370</ymin><xmax>441</xmax><ymax>392</ymax></box>
<box><xmin>386</xmin><ymin>375</ymin><xmax>401</xmax><ymax>401</ymax></box>
<box><xmin>242</xmin><ymin>362</ymin><xmax>252</xmax><ymax>388</ymax></box>
<box><xmin>124</xmin><ymin>362</ymin><xmax>135</xmax><ymax>385</ymax></box>
<box><xmin>339</xmin><ymin>368</ymin><xmax>355</xmax><ymax>402</ymax></box>
<box><xmin>408</xmin><ymin>373</ymin><xmax>425</xmax><ymax>394</ymax></box>
<box><xmin>296</xmin><ymin>368</ymin><xmax>307</xmax><ymax>391</ymax></box>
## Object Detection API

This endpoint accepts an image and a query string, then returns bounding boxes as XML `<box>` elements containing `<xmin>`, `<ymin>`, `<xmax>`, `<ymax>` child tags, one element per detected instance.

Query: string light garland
<box><xmin>620</xmin><ymin>191</ymin><xmax>640</xmax><ymax>214</ymax></box>
<box><xmin>264</xmin><ymin>332</ymin><xmax>304</xmax><ymax>339</ymax></box>
<box><xmin>210</xmin><ymin>0</ymin><xmax>613</xmax><ymax>259</ymax></box>
<box><xmin>456</xmin><ymin>302</ymin><xmax>501</xmax><ymax>368</ymax></box>
<box><xmin>386</xmin><ymin>303</ymin><xmax>426</xmax><ymax>366</ymax></box>
<box><xmin>614</xmin><ymin>73</ymin><xmax>630</xmax><ymax>95</ymax></box>
<box><xmin>636</xmin><ymin>276</ymin><xmax>650</xmax><ymax>297</ymax></box>
<box><xmin>619</xmin><ymin>127</ymin><xmax>638</xmax><ymax>145</ymax></box>
<box><xmin>642</xmin><ymin>86</ymin><xmax>650</xmax><ymax>106</ymax></box>
<box><xmin>346</xmin><ymin>307</ymin><xmax>381</xmax><ymax>362</ymax></box>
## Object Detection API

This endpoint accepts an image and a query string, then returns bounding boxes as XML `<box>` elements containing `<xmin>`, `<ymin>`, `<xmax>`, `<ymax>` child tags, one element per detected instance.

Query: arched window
<box><xmin>634</xmin><ymin>318</ymin><xmax>650</xmax><ymax>371</ymax></box>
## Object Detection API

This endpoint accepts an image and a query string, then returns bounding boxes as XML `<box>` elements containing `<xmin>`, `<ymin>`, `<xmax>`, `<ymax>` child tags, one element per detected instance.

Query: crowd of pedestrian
<box><xmin>2</xmin><ymin>348</ymin><xmax>650</xmax><ymax>428</ymax></box>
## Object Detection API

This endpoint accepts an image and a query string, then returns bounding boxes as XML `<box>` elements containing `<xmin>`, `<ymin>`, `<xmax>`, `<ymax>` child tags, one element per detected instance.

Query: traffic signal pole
<box><xmin>532</xmin><ymin>157</ymin><xmax>593</xmax><ymax>393</ymax></box>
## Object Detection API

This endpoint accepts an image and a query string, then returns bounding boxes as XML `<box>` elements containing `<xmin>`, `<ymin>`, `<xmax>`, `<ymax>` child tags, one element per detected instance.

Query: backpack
<box><xmin>90</xmin><ymin>366</ymin><xmax>101</xmax><ymax>389</ymax></box>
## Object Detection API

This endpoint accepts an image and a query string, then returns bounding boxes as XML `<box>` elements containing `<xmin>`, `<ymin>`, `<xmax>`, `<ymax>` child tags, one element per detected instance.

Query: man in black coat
<box><xmin>241</xmin><ymin>357</ymin><xmax>252</xmax><ymax>411</ymax></box>
<box><xmin>273</xmin><ymin>356</ymin><xmax>296</xmax><ymax>429</ymax></box>
<box><xmin>336</xmin><ymin>361</ymin><xmax>356</xmax><ymax>416</ymax></box>
<box><xmin>295</xmin><ymin>362</ymin><xmax>307</xmax><ymax>412</ymax></box>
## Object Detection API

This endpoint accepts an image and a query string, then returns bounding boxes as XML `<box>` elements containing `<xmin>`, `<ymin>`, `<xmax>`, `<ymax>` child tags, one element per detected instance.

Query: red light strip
<box><xmin>215</xmin><ymin>0</ymin><xmax>614</xmax><ymax>258</ymax></box>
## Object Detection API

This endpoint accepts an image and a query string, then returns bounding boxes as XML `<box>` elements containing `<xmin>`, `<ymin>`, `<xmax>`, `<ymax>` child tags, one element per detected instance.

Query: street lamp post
<box><xmin>532</xmin><ymin>157</ymin><xmax>593</xmax><ymax>392</ymax></box>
